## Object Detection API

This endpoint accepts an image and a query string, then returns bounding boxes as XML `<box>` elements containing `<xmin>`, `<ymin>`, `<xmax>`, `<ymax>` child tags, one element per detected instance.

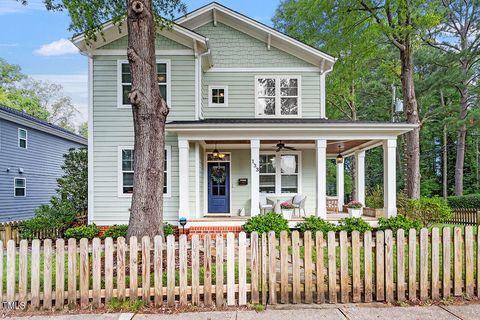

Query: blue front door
<box><xmin>208</xmin><ymin>162</ymin><xmax>230</xmax><ymax>213</ymax></box>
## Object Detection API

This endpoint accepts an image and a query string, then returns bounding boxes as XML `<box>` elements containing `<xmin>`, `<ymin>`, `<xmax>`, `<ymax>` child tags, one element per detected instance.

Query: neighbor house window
<box><xmin>119</xmin><ymin>146</ymin><xmax>170</xmax><ymax>196</ymax></box>
<box><xmin>18</xmin><ymin>128</ymin><xmax>27</xmax><ymax>149</ymax></box>
<box><xmin>255</xmin><ymin>76</ymin><xmax>301</xmax><ymax>117</ymax></box>
<box><xmin>119</xmin><ymin>60</ymin><xmax>169</xmax><ymax>107</ymax></box>
<box><xmin>208</xmin><ymin>85</ymin><xmax>228</xmax><ymax>107</ymax></box>
<box><xmin>14</xmin><ymin>178</ymin><xmax>26</xmax><ymax>197</ymax></box>
<box><xmin>259</xmin><ymin>153</ymin><xmax>300</xmax><ymax>194</ymax></box>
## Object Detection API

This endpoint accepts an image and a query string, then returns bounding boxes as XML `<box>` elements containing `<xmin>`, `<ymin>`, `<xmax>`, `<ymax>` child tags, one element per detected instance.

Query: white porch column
<box><xmin>315</xmin><ymin>139</ymin><xmax>327</xmax><ymax>218</ymax></box>
<box><xmin>178</xmin><ymin>139</ymin><xmax>190</xmax><ymax>219</ymax></box>
<box><xmin>383</xmin><ymin>139</ymin><xmax>397</xmax><ymax>217</ymax></box>
<box><xmin>250</xmin><ymin>139</ymin><xmax>260</xmax><ymax>216</ymax></box>
<box><xmin>336</xmin><ymin>160</ymin><xmax>345</xmax><ymax>212</ymax></box>
<box><xmin>355</xmin><ymin>151</ymin><xmax>366</xmax><ymax>206</ymax></box>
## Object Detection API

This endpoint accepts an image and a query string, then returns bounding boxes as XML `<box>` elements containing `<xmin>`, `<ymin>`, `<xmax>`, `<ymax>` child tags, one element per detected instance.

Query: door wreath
<box><xmin>211</xmin><ymin>166</ymin><xmax>226</xmax><ymax>184</ymax></box>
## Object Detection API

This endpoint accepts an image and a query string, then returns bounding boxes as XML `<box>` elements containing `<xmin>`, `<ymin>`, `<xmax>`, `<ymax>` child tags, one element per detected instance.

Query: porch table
<box><xmin>266</xmin><ymin>195</ymin><xmax>294</xmax><ymax>214</ymax></box>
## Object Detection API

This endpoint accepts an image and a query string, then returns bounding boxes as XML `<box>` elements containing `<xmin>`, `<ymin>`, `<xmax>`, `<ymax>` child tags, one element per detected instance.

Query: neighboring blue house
<box><xmin>0</xmin><ymin>104</ymin><xmax>87</xmax><ymax>222</ymax></box>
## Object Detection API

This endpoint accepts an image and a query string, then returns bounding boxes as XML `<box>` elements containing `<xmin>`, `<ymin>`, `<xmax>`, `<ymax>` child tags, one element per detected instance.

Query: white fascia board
<box><xmin>0</xmin><ymin>111</ymin><xmax>87</xmax><ymax>145</ymax></box>
<box><xmin>176</xmin><ymin>3</ymin><xmax>336</xmax><ymax>66</ymax></box>
<box><xmin>72</xmin><ymin>19</ymin><xmax>208</xmax><ymax>53</ymax></box>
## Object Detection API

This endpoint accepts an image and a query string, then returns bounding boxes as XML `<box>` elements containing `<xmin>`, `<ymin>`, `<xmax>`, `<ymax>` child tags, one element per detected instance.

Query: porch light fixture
<box><xmin>336</xmin><ymin>146</ymin><xmax>343</xmax><ymax>164</ymax></box>
<box><xmin>212</xmin><ymin>143</ymin><xmax>225</xmax><ymax>159</ymax></box>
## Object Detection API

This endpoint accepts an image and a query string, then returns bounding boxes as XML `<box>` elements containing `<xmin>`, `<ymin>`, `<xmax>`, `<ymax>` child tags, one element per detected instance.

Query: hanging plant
<box><xmin>211</xmin><ymin>166</ymin><xmax>226</xmax><ymax>184</ymax></box>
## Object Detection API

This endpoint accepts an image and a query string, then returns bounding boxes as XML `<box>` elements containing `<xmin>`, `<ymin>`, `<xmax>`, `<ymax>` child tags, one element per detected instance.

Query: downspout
<box><xmin>320</xmin><ymin>62</ymin><xmax>333</xmax><ymax>119</ymax></box>
<box><xmin>196</xmin><ymin>38</ymin><xmax>212</xmax><ymax>120</ymax></box>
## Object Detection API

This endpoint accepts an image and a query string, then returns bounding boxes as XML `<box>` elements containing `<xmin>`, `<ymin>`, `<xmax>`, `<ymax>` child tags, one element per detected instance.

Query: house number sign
<box><xmin>251</xmin><ymin>159</ymin><xmax>260</xmax><ymax>172</ymax></box>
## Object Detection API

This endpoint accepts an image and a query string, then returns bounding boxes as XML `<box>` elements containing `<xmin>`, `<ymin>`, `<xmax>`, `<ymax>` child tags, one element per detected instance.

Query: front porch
<box><xmin>168</xmin><ymin>119</ymin><xmax>416</xmax><ymax>230</ymax></box>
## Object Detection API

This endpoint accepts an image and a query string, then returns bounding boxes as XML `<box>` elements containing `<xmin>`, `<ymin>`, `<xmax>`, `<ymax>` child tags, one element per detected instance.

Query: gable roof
<box><xmin>0</xmin><ymin>104</ymin><xmax>87</xmax><ymax>145</ymax></box>
<box><xmin>176</xmin><ymin>2</ymin><xmax>336</xmax><ymax>71</ymax></box>
<box><xmin>72</xmin><ymin>19</ymin><xmax>209</xmax><ymax>54</ymax></box>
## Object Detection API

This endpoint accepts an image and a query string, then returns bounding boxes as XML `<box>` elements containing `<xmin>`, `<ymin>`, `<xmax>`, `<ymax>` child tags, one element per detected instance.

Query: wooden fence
<box><xmin>445</xmin><ymin>208</ymin><xmax>480</xmax><ymax>225</ymax></box>
<box><xmin>2</xmin><ymin>227</ymin><xmax>480</xmax><ymax>310</ymax></box>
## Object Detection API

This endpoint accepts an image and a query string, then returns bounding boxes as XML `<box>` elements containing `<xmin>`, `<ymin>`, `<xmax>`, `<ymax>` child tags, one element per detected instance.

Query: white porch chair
<box><xmin>292</xmin><ymin>194</ymin><xmax>307</xmax><ymax>217</ymax></box>
<box><xmin>259</xmin><ymin>193</ymin><xmax>274</xmax><ymax>214</ymax></box>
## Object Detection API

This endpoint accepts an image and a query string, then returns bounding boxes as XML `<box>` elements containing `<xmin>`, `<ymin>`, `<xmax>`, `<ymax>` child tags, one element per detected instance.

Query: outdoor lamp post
<box><xmin>179</xmin><ymin>217</ymin><xmax>187</xmax><ymax>234</ymax></box>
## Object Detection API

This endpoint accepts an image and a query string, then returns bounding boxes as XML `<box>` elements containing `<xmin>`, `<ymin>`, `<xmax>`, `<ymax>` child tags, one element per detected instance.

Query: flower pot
<box><xmin>282</xmin><ymin>209</ymin><xmax>293</xmax><ymax>220</ymax></box>
<box><xmin>348</xmin><ymin>208</ymin><xmax>362</xmax><ymax>218</ymax></box>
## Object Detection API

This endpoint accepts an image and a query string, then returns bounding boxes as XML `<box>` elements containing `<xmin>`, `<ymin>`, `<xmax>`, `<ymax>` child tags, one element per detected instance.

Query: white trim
<box><xmin>88</xmin><ymin>55</ymin><xmax>94</xmax><ymax>224</ymax></box>
<box><xmin>194</xmin><ymin>55</ymin><xmax>200</xmax><ymax>120</ymax></box>
<box><xmin>178</xmin><ymin>139</ymin><xmax>190</xmax><ymax>218</ymax></box>
<box><xmin>259</xmin><ymin>151</ymin><xmax>303</xmax><ymax>196</ymax></box>
<box><xmin>92</xmin><ymin>49</ymin><xmax>194</xmax><ymax>56</ymax></box>
<box><xmin>204</xmin><ymin>151</ymin><xmax>233</xmax><ymax>215</ymax></box>
<box><xmin>17</xmin><ymin>128</ymin><xmax>27</xmax><ymax>149</ymax></box>
<box><xmin>208</xmin><ymin>85</ymin><xmax>229</xmax><ymax>108</ymax></box>
<box><xmin>195</xmin><ymin>143</ymin><xmax>201</xmax><ymax>218</ymax></box>
<box><xmin>14</xmin><ymin>177</ymin><xmax>26</xmax><ymax>197</ymax></box>
<box><xmin>117</xmin><ymin>145</ymin><xmax>171</xmax><ymax>198</ymax></box>
<box><xmin>175</xmin><ymin>3</ymin><xmax>335</xmax><ymax>63</ymax></box>
<box><xmin>315</xmin><ymin>139</ymin><xmax>327</xmax><ymax>218</ymax></box>
<box><xmin>254</xmin><ymin>75</ymin><xmax>302</xmax><ymax>118</ymax></box>
<box><xmin>207</xmin><ymin>67</ymin><xmax>320</xmax><ymax>73</ymax></box>
<box><xmin>116</xmin><ymin>59</ymin><xmax>171</xmax><ymax>109</ymax></box>
<box><xmin>250</xmin><ymin>139</ymin><xmax>260</xmax><ymax>216</ymax></box>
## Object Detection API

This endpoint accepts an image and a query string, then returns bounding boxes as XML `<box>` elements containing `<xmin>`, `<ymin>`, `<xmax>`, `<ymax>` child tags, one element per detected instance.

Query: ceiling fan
<box><xmin>275</xmin><ymin>141</ymin><xmax>296</xmax><ymax>152</ymax></box>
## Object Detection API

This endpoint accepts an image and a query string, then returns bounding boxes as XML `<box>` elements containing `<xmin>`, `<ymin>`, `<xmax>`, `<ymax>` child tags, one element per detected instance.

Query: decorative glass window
<box><xmin>256</xmin><ymin>76</ymin><xmax>300</xmax><ymax>117</ymax></box>
<box><xmin>209</xmin><ymin>86</ymin><xmax>228</xmax><ymax>107</ymax></box>
<box><xmin>119</xmin><ymin>61</ymin><xmax>168</xmax><ymax>107</ymax></box>
<box><xmin>18</xmin><ymin>128</ymin><xmax>27</xmax><ymax>149</ymax></box>
<box><xmin>259</xmin><ymin>153</ymin><xmax>300</xmax><ymax>194</ymax></box>
<box><xmin>14</xmin><ymin>178</ymin><xmax>26</xmax><ymax>197</ymax></box>
<box><xmin>120</xmin><ymin>147</ymin><xmax>170</xmax><ymax>195</ymax></box>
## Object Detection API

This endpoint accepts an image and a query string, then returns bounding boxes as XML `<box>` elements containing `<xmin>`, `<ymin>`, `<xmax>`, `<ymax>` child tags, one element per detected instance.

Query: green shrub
<box><xmin>242</xmin><ymin>212</ymin><xmax>290</xmax><ymax>236</ymax></box>
<box><xmin>164</xmin><ymin>222</ymin><xmax>175</xmax><ymax>236</ymax></box>
<box><xmin>447</xmin><ymin>194</ymin><xmax>480</xmax><ymax>209</ymax></box>
<box><xmin>337</xmin><ymin>217</ymin><xmax>372</xmax><ymax>233</ymax></box>
<box><xmin>378</xmin><ymin>215</ymin><xmax>421</xmax><ymax>232</ymax></box>
<box><xmin>102</xmin><ymin>225</ymin><xmax>128</xmax><ymax>239</ymax></box>
<box><xmin>20</xmin><ymin>198</ymin><xmax>77</xmax><ymax>240</ymax></box>
<box><xmin>296</xmin><ymin>216</ymin><xmax>337</xmax><ymax>233</ymax></box>
<box><xmin>64</xmin><ymin>224</ymin><xmax>100</xmax><ymax>240</ymax></box>
<box><xmin>366</xmin><ymin>185</ymin><xmax>383</xmax><ymax>208</ymax></box>
<box><xmin>406</xmin><ymin>196</ymin><xmax>453</xmax><ymax>227</ymax></box>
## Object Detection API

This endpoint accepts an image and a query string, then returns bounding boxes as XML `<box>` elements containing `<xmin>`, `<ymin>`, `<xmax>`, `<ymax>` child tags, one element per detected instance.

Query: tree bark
<box><xmin>400</xmin><ymin>41</ymin><xmax>421</xmax><ymax>199</ymax></box>
<box><xmin>126</xmin><ymin>0</ymin><xmax>168</xmax><ymax>238</ymax></box>
<box><xmin>454</xmin><ymin>85</ymin><xmax>468</xmax><ymax>196</ymax></box>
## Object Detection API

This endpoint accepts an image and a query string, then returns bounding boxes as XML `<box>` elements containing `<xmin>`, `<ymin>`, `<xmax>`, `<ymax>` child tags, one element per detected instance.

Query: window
<box><xmin>208</xmin><ymin>85</ymin><xmax>228</xmax><ymax>107</ymax></box>
<box><xmin>259</xmin><ymin>152</ymin><xmax>300</xmax><ymax>194</ymax></box>
<box><xmin>118</xmin><ymin>60</ymin><xmax>170</xmax><ymax>107</ymax></box>
<box><xmin>18</xmin><ymin>128</ymin><xmax>27</xmax><ymax>149</ymax></box>
<box><xmin>14</xmin><ymin>178</ymin><xmax>26</xmax><ymax>197</ymax></box>
<box><xmin>119</xmin><ymin>146</ymin><xmax>170</xmax><ymax>196</ymax></box>
<box><xmin>256</xmin><ymin>76</ymin><xmax>301</xmax><ymax>117</ymax></box>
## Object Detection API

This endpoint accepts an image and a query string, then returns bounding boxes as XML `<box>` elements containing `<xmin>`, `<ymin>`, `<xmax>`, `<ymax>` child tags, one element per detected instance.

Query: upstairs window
<box><xmin>119</xmin><ymin>146</ymin><xmax>171</xmax><ymax>196</ymax></box>
<box><xmin>14</xmin><ymin>178</ymin><xmax>26</xmax><ymax>197</ymax></box>
<box><xmin>118</xmin><ymin>60</ymin><xmax>170</xmax><ymax>107</ymax></box>
<box><xmin>255</xmin><ymin>76</ymin><xmax>301</xmax><ymax>117</ymax></box>
<box><xmin>18</xmin><ymin>128</ymin><xmax>27</xmax><ymax>149</ymax></box>
<box><xmin>208</xmin><ymin>85</ymin><xmax>228</xmax><ymax>107</ymax></box>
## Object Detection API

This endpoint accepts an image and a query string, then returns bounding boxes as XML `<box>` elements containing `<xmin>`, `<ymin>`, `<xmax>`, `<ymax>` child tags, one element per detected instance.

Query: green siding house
<box><xmin>72</xmin><ymin>2</ymin><xmax>416</xmax><ymax>232</ymax></box>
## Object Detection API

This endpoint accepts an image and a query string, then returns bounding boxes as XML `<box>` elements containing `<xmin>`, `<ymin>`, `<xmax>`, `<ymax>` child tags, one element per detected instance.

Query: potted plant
<box><xmin>347</xmin><ymin>201</ymin><xmax>363</xmax><ymax>218</ymax></box>
<box><xmin>280</xmin><ymin>201</ymin><xmax>295</xmax><ymax>219</ymax></box>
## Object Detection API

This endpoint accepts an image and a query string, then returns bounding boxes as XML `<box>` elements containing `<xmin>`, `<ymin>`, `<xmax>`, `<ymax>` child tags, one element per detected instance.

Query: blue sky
<box><xmin>0</xmin><ymin>0</ymin><xmax>280</xmax><ymax>124</ymax></box>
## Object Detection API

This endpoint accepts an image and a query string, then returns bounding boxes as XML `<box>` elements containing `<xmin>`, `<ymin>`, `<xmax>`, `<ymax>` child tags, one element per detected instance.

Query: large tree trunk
<box><xmin>400</xmin><ymin>41</ymin><xmax>421</xmax><ymax>199</ymax></box>
<box><xmin>454</xmin><ymin>86</ymin><xmax>469</xmax><ymax>196</ymax></box>
<box><xmin>126</xmin><ymin>0</ymin><xmax>169</xmax><ymax>238</ymax></box>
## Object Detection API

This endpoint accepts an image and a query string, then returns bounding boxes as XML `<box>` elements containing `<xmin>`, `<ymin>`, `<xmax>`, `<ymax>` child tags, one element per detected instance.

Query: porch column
<box><xmin>336</xmin><ymin>160</ymin><xmax>345</xmax><ymax>212</ymax></box>
<box><xmin>355</xmin><ymin>151</ymin><xmax>366</xmax><ymax>206</ymax></box>
<box><xmin>250</xmin><ymin>139</ymin><xmax>260</xmax><ymax>216</ymax></box>
<box><xmin>383</xmin><ymin>139</ymin><xmax>397</xmax><ymax>217</ymax></box>
<box><xmin>178</xmin><ymin>138</ymin><xmax>190</xmax><ymax>219</ymax></box>
<box><xmin>315</xmin><ymin>139</ymin><xmax>327</xmax><ymax>218</ymax></box>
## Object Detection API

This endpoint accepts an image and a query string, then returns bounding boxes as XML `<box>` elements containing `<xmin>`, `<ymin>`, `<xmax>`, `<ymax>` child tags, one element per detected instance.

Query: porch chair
<box><xmin>259</xmin><ymin>193</ymin><xmax>274</xmax><ymax>214</ymax></box>
<box><xmin>292</xmin><ymin>194</ymin><xmax>307</xmax><ymax>217</ymax></box>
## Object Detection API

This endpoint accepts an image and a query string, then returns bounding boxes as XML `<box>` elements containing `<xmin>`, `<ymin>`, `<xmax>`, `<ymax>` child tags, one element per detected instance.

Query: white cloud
<box><xmin>30</xmin><ymin>73</ymin><xmax>88</xmax><ymax>125</ymax></box>
<box><xmin>34</xmin><ymin>39</ymin><xmax>78</xmax><ymax>56</ymax></box>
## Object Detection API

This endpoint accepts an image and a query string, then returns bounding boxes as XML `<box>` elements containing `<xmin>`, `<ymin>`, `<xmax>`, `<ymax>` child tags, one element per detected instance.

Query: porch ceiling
<box><xmin>204</xmin><ymin>139</ymin><xmax>371</xmax><ymax>154</ymax></box>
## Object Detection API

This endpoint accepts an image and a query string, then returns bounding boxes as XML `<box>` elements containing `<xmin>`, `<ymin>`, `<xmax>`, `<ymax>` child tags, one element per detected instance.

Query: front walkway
<box><xmin>8</xmin><ymin>303</ymin><xmax>480</xmax><ymax>320</ymax></box>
